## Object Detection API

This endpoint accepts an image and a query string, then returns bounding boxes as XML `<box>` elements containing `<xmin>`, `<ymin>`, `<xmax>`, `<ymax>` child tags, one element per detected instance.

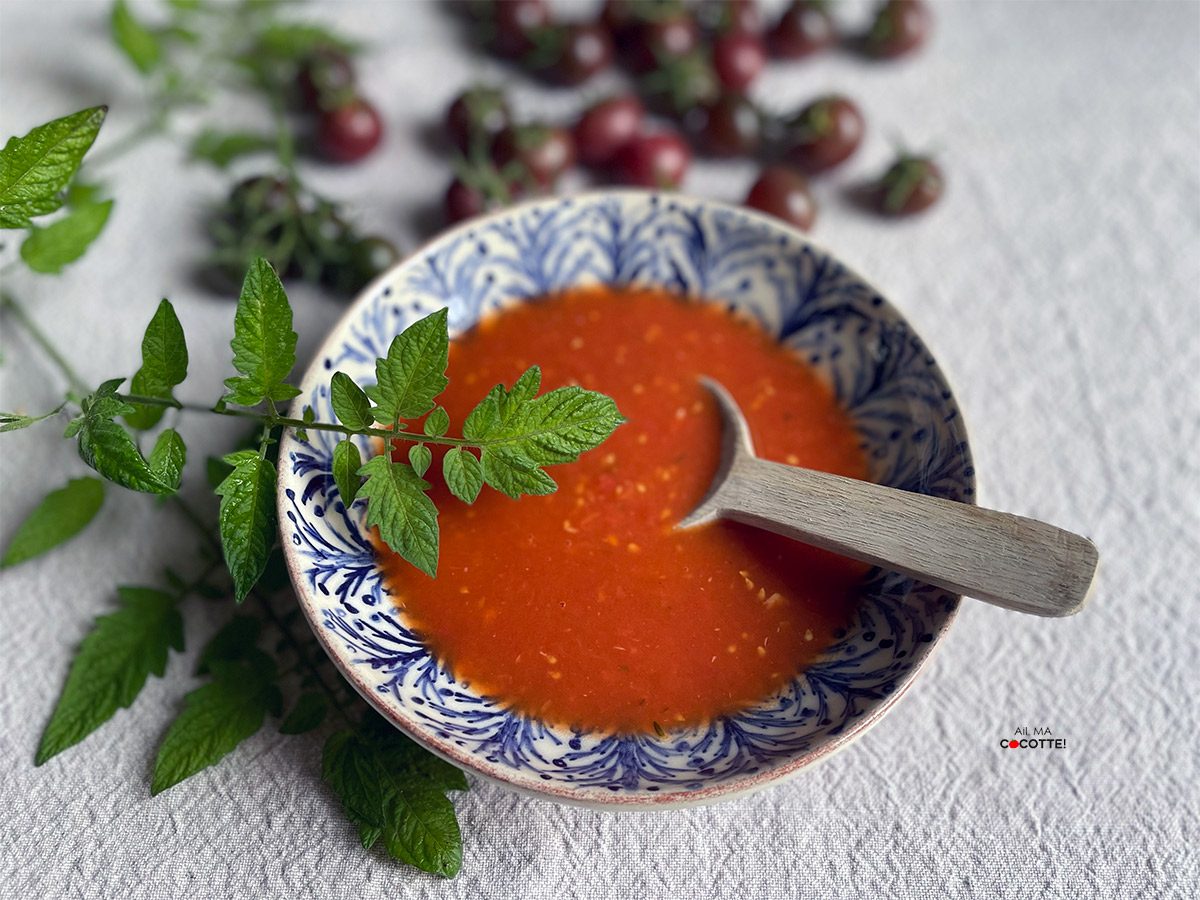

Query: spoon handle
<box><xmin>716</xmin><ymin>457</ymin><xmax>1099</xmax><ymax>617</ymax></box>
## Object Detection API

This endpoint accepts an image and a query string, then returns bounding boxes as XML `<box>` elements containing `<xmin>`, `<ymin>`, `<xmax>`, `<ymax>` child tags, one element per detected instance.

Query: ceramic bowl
<box><xmin>277</xmin><ymin>191</ymin><xmax>974</xmax><ymax>808</ymax></box>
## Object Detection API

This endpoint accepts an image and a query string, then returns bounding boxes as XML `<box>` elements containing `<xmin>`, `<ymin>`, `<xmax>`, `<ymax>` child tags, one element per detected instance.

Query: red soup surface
<box><xmin>379</xmin><ymin>285</ymin><xmax>870</xmax><ymax>735</ymax></box>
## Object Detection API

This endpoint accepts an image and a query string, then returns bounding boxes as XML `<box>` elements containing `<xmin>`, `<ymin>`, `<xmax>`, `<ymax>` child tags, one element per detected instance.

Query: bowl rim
<box><xmin>277</xmin><ymin>188</ymin><xmax>973</xmax><ymax>809</ymax></box>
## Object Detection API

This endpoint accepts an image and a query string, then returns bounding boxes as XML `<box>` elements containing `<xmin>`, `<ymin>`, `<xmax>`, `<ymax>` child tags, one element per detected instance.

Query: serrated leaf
<box><xmin>196</xmin><ymin>616</ymin><xmax>262</xmax><ymax>675</ymax></box>
<box><xmin>0</xmin><ymin>403</ymin><xmax>64</xmax><ymax>433</ymax></box>
<box><xmin>357</xmin><ymin>455</ymin><xmax>438</xmax><ymax>577</ymax></box>
<box><xmin>126</xmin><ymin>299</ymin><xmax>189</xmax><ymax>429</ymax></box>
<box><xmin>408</xmin><ymin>443</ymin><xmax>431</xmax><ymax>478</ymax></box>
<box><xmin>70</xmin><ymin>384</ymin><xmax>176</xmax><ymax>494</ymax></box>
<box><xmin>151</xmin><ymin>658</ymin><xmax>280</xmax><ymax>795</ymax></box>
<box><xmin>2</xmin><ymin>477</ymin><xmax>104</xmax><ymax>568</ymax></box>
<box><xmin>462</xmin><ymin>370</ymin><xmax>623</xmax><ymax>499</ymax></box>
<box><xmin>332</xmin><ymin>439</ymin><xmax>363</xmax><ymax>507</ymax></box>
<box><xmin>330</xmin><ymin>371</ymin><xmax>372</xmax><ymax>431</ymax></box>
<box><xmin>223</xmin><ymin>257</ymin><xmax>300</xmax><ymax>407</ymax></box>
<box><xmin>148</xmin><ymin>428</ymin><xmax>186</xmax><ymax>492</ymax></box>
<box><xmin>36</xmin><ymin>586</ymin><xmax>182</xmax><ymax>764</ymax></box>
<box><xmin>189</xmin><ymin>129</ymin><xmax>274</xmax><ymax>168</ymax></box>
<box><xmin>111</xmin><ymin>0</ymin><xmax>163</xmax><ymax>74</ymax></box>
<box><xmin>20</xmin><ymin>199</ymin><xmax>113</xmax><ymax>273</ymax></box>
<box><xmin>0</xmin><ymin>105</ymin><xmax>106</xmax><ymax>229</ymax></box>
<box><xmin>323</xmin><ymin>714</ymin><xmax>466</xmax><ymax>877</ymax></box>
<box><xmin>214</xmin><ymin>452</ymin><xmax>276</xmax><ymax>602</ymax></box>
<box><xmin>481</xmin><ymin>445</ymin><xmax>557</xmax><ymax>499</ymax></box>
<box><xmin>280</xmin><ymin>691</ymin><xmax>327</xmax><ymax>734</ymax></box>
<box><xmin>423</xmin><ymin>406</ymin><xmax>449</xmax><ymax>438</ymax></box>
<box><xmin>365</xmin><ymin>308</ymin><xmax>449</xmax><ymax>423</ymax></box>
<box><xmin>441</xmin><ymin>448</ymin><xmax>482</xmax><ymax>505</ymax></box>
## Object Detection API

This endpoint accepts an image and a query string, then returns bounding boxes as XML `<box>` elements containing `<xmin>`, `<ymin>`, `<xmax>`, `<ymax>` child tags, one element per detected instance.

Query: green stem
<box><xmin>0</xmin><ymin>293</ymin><xmax>89</xmax><ymax>395</ymax></box>
<box><xmin>118</xmin><ymin>392</ymin><xmax>479</xmax><ymax>448</ymax></box>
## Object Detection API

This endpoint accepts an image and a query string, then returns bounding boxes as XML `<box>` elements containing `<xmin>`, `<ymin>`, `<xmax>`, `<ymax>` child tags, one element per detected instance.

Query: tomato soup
<box><xmin>379</xmin><ymin>286</ymin><xmax>870</xmax><ymax>735</ymax></box>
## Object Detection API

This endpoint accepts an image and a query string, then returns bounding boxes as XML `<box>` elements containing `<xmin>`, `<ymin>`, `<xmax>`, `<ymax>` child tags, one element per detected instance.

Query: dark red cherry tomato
<box><xmin>768</xmin><ymin>0</ymin><xmax>836</xmax><ymax>58</ymax></box>
<box><xmin>445</xmin><ymin>85</ymin><xmax>511</xmax><ymax>156</ymax></box>
<box><xmin>492</xmin><ymin>124</ymin><xmax>577</xmax><ymax>188</ymax></box>
<box><xmin>624</xmin><ymin>11</ymin><xmax>700</xmax><ymax>74</ymax></box>
<box><xmin>712</xmin><ymin>30</ymin><xmax>766</xmax><ymax>91</ymax></box>
<box><xmin>541</xmin><ymin>22</ymin><xmax>614</xmax><ymax>85</ymax></box>
<box><xmin>444</xmin><ymin>178</ymin><xmax>487</xmax><ymax>223</ymax></box>
<box><xmin>787</xmin><ymin>95</ymin><xmax>864</xmax><ymax>173</ymax></box>
<box><xmin>688</xmin><ymin>92</ymin><xmax>763</xmax><ymax>158</ymax></box>
<box><xmin>745</xmin><ymin>164</ymin><xmax>816</xmax><ymax>230</ymax></box>
<box><xmin>317</xmin><ymin>98</ymin><xmax>384</xmax><ymax>163</ymax></box>
<box><xmin>492</xmin><ymin>0</ymin><xmax>551</xmax><ymax>58</ymax></box>
<box><xmin>612</xmin><ymin>131</ymin><xmax>691</xmax><ymax>188</ymax></box>
<box><xmin>574</xmin><ymin>94</ymin><xmax>646</xmax><ymax>167</ymax></box>
<box><xmin>599</xmin><ymin>0</ymin><xmax>640</xmax><ymax>39</ymax></box>
<box><xmin>296</xmin><ymin>49</ymin><xmax>356</xmax><ymax>111</ymax></box>
<box><xmin>876</xmin><ymin>155</ymin><xmax>943</xmax><ymax>215</ymax></box>
<box><xmin>862</xmin><ymin>0</ymin><xmax>931</xmax><ymax>59</ymax></box>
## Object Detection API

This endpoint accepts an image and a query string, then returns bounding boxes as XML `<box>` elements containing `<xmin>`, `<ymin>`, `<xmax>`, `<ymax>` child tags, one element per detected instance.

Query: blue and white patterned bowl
<box><xmin>278</xmin><ymin>191</ymin><xmax>974</xmax><ymax>808</ymax></box>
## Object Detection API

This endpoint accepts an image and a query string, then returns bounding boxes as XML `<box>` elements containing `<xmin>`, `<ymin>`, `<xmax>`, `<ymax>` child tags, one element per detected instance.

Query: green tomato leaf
<box><xmin>70</xmin><ymin>384</ymin><xmax>176</xmax><ymax>494</ymax></box>
<box><xmin>330</xmin><ymin>371</ymin><xmax>373</xmax><ymax>431</ymax></box>
<box><xmin>441</xmin><ymin>448</ymin><xmax>482</xmax><ymax>505</ymax></box>
<box><xmin>423</xmin><ymin>406</ymin><xmax>449</xmax><ymax>438</ymax></box>
<box><xmin>223</xmin><ymin>257</ymin><xmax>300</xmax><ymax>407</ymax></box>
<box><xmin>36</xmin><ymin>586</ymin><xmax>183</xmax><ymax>764</ymax></box>
<box><xmin>1</xmin><ymin>477</ymin><xmax>104</xmax><ymax>568</ymax></box>
<box><xmin>111</xmin><ymin>0</ymin><xmax>163</xmax><ymax>74</ymax></box>
<box><xmin>462</xmin><ymin>368</ymin><xmax>623</xmax><ymax>499</ymax></box>
<box><xmin>147</xmin><ymin>428</ymin><xmax>187</xmax><ymax>492</ymax></box>
<box><xmin>480</xmin><ymin>445</ymin><xmax>557</xmax><ymax>499</ymax></box>
<box><xmin>323</xmin><ymin>713</ymin><xmax>466</xmax><ymax>877</ymax></box>
<box><xmin>332</xmin><ymin>439</ymin><xmax>363</xmax><ymax>507</ymax></box>
<box><xmin>357</xmin><ymin>455</ymin><xmax>438</xmax><ymax>577</ymax></box>
<box><xmin>0</xmin><ymin>105</ymin><xmax>107</xmax><ymax>229</ymax></box>
<box><xmin>150</xmin><ymin>658</ymin><xmax>281</xmax><ymax>795</ymax></box>
<box><xmin>279</xmin><ymin>691</ymin><xmax>328</xmax><ymax>735</ymax></box>
<box><xmin>0</xmin><ymin>403</ymin><xmax>65</xmax><ymax>433</ymax></box>
<box><xmin>408</xmin><ymin>443</ymin><xmax>431</xmax><ymax>478</ymax></box>
<box><xmin>189</xmin><ymin>129</ymin><xmax>274</xmax><ymax>168</ymax></box>
<box><xmin>365</xmin><ymin>308</ymin><xmax>449</xmax><ymax>423</ymax></box>
<box><xmin>214</xmin><ymin>451</ymin><xmax>276</xmax><ymax>602</ymax></box>
<box><xmin>196</xmin><ymin>615</ymin><xmax>262</xmax><ymax>675</ymax></box>
<box><xmin>126</xmin><ymin>298</ymin><xmax>189</xmax><ymax>430</ymax></box>
<box><xmin>19</xmin><ymin>198</ymin><xmax>113</xmax><ymax>274</ymax></box>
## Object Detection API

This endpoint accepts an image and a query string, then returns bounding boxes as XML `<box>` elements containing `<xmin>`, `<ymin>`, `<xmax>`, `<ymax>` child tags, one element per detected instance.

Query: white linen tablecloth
<box><xmin>1</xmin><ymin>2</ymin><xmax>1197</xmax><ymax>897</ymax></box>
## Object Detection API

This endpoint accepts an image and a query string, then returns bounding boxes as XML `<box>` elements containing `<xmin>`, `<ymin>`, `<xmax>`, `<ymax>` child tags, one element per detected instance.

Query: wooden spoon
<box><xmin>678</xmin><ymin>378</ymin><xmax>1099</xmax><ymax>617</ymax></box>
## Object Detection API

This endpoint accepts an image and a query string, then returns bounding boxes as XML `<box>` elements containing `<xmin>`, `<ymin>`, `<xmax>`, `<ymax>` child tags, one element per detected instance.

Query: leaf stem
<box><xmin>118</xmin><ymin>392</ymin><xmax>479</xmax><ymax>448</ymax></box>
<box><xmin>0</xmin><ymin>293</ymin><xmax>89</xmax><ymax>395</ymax></box>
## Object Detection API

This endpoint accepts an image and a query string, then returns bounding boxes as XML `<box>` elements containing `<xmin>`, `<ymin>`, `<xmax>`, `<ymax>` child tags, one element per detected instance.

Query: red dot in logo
<box><xmin>1009</xmin><ymin>740</ymin><xmax>1020</xmax><ymax>749</ymax></box>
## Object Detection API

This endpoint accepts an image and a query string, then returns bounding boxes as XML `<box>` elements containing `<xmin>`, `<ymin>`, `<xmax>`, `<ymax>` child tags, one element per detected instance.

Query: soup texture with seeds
<box><xmin>380</xmin><ymin>286</ymin><xmax>870</xmax><ymax>735</ymax></box>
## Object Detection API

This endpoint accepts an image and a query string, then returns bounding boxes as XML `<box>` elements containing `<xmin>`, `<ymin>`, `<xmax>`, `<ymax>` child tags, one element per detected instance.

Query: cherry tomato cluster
<box><xmin>442</xmin><ymin>0</ymin><xmax>941</xmax><ymax>231</ymax></box>
<box><xmin>295</xmin><ymin>48</ymin><xmax>385</xmax><ymax>164</ymax></box>
<box><xmin>208</xmin><ymin>175</ymin><xmax>400</xmax><ymax>294</ymax></box>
